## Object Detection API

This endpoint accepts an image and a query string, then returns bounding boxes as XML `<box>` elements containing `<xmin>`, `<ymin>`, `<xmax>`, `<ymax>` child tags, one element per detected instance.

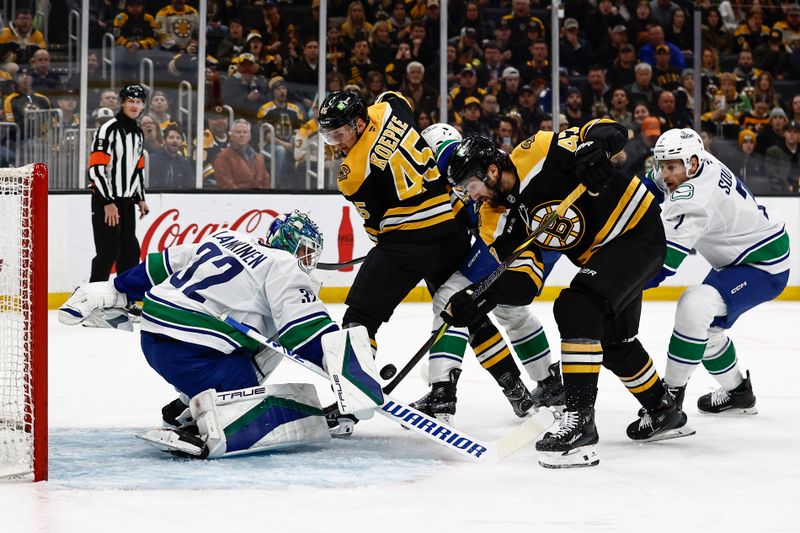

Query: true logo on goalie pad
<box><xmin>381</xmin><ymin>401</ymin><xmax>488</xmax><ymax>458</ymax></box>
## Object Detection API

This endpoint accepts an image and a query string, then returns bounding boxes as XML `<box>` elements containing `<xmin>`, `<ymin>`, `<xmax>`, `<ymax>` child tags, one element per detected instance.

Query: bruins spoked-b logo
<box><xmin>527</xmin><ymin>201</ymin><xmax>585</xmax><ymax>250</ymax></box>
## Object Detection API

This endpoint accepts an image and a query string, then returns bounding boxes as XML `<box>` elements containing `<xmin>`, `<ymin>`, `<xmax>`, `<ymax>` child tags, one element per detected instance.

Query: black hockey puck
<box><xmin>380</xmin><ymin>364</ymin><xmax>397</xmax><ymax>380</ymax></box>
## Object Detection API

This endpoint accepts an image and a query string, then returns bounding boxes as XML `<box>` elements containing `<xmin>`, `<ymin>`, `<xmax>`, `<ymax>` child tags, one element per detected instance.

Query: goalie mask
<box><xmin>267</xmin><ymin>211</ymin><xmax>323</xmax><ymax>272</ymax></box>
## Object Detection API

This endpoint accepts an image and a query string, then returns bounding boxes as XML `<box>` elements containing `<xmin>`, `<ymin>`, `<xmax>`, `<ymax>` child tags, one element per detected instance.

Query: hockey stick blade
<box><xmin>316</xmin><ymin>256</ymin><xmax>367</xmax><ymax>270</ymax></box>
<box><xmin>221</xmin><ymin>314</ymin><xmax>546</xmax><ymax>462</ymax></box>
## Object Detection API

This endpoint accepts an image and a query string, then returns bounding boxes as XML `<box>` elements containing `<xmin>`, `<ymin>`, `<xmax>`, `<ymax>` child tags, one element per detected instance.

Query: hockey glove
<box><xmin>575</xmin><ymin>140</ymin><xmax>614</xmax><ymax>195</ymax></box>
<box><xmin>441</xmin><ymin>285</ymin><xmax>499</xmax><ymax>328</ymax></box>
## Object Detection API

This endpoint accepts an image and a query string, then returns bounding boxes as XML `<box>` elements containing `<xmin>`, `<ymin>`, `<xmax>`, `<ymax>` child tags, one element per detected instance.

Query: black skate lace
<box><xmin>710</xmin><ymin>388</ymin><xmax>730</xmax><ymax>406</ymax></box>
<box><xmin>552</xmin><ymin>411</ymin><xmax>579</xmax><ymax>437</ymax></box>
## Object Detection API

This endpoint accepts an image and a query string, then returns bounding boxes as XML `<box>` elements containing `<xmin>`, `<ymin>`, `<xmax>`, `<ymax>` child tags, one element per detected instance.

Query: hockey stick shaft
<box><xmin>383</xmin><ymin>184</ymin><xmax>587</xmax><ymax>393</ymax></box>
<box><xmin>220</xmin><ymin>314</ymin><xmax>551</xmax><ymax>462</ymax></box>
<box><xmin>316</xmin><ymin>256</ymin><xmax>367</xmax><ymax>270</ymax></box>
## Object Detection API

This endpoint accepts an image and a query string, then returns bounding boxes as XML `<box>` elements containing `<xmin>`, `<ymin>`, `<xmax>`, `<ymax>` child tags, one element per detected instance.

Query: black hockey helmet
<box><xmin>318</xmin><ymin>91</ymin><xmax>366</xmax><ymax>144</ymax></box>
<box><xmin>119</xmin><ymin>84</ymin><xmax>147</xmax><ymax>103</ymax></box>
<box><xmin>446</xmin><ymin>134</ymin><xmax>508</xmax><ymax>189</ymax></box>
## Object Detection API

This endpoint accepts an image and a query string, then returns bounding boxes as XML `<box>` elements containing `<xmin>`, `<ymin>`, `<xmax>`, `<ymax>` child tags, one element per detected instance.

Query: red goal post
<box><xmin>0</xmin><ymin>163</ymin><xmax>48</xmax><ymax>481</ymax></box>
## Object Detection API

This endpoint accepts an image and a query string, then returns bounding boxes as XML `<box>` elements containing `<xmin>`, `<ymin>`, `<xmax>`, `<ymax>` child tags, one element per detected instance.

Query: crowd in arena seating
<box><xmin>0</xmin><ymin>0</ymin><xmax>798</xmax><ymax>193</ymax></box>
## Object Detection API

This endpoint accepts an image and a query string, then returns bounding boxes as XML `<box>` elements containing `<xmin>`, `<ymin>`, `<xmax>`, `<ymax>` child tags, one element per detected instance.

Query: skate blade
<box><xmin>136</xmin><ymin>428</ymin><xmax>205</xmax><ymax>457</ymax></box>
<box><xmin>538</xmin><ymin>445</ymin><xmax>599</xmax><ymax>469</ymax></box>
<box><xmin>638</xmin><ymin>424</ymin><xmax>696</xmax><ymax>443</ymax></box>
<box><xmin>698</xmin><ymin>405</ymin><xmax>758</xmax><ymax>416</ymax></box>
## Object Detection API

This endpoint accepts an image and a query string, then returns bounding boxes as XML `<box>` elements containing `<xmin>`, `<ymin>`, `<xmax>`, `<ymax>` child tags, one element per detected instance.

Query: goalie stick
<box><xmin>382</xmin><ymin>184</ymin><xmax>588</xmax><ymax>394</ymax></box>
<box><xmin>316</xmin><ymin>256</ymin><xmax>367</xmax><ymax>270</ymax></box>
<box><xmin>221</xmin><ymin>314</ymin><xmax>554</xmax><ymax>463</ymax></box>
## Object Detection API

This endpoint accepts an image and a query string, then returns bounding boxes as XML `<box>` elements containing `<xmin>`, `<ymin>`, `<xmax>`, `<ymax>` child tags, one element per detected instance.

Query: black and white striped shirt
<box><xmin>88</xmin><ymin>112</ymin><xmax>146</xmax><ymax>202</ymax></box>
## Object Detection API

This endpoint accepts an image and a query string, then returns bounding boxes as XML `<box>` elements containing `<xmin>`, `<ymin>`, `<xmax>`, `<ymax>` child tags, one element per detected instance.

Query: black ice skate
<box><xmin>627</xmin><ymin>388</ymin><xmax>695</xmax><ymax>442</ymax></box>
<box><xmin>530</xmin><ymin>362</ymin><xmax>566</xmax><ymax>414</ymax></box>
<box><xmin>410</xmin><ymin>368</ymin><xmax>461</xmax><ymax>424</ymax></box>
<box><xmin>697</xmin><ymin>370</ymin><xmax>757</xmax><ymax>415</ymax></box>
<box><xmin>324</xmin><ymin>403</ymin><xmax>358</xmax><ymax>438</ymax></box>
<box><xmin>535</xmin><ymin>408</ymin><xmax>599</xmax><ymax>468</ymax></box>
<box><xmin>498</xmin><ymin>371</ymin><xmax>534</xmax><ymax>418</ymax></box>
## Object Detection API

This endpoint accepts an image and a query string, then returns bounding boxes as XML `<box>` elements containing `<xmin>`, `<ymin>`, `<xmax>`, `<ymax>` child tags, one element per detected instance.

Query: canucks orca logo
<box><xmin>527</xmin><ymin>201</ymin><xmax>585</xmax><ymax>250</ymax></box>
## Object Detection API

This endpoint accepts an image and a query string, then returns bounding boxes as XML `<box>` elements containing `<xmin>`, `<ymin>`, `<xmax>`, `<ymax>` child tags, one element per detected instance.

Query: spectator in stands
<box><xmin>222</xmin><ymin>53</ymin><xmax>268</xmax><ymax>122</ymax></box>
<box><xmin>754</xmin><ymin>29</ymin><xmax>791</xmax><ymax>77</ymax></box>
<box><xmin>98</xmin><ymin>89</ymin><xmax>120</xmax><ymax>114</ymax></box>
<box><xmin>775</xmin><ymin>3</ymin><xmax>800</xmax><ymax>48</ymax></box>
<box><xmin>450</xmin><ymin>66</ymin><xmax>487</xmax><ymax>113</ymax></box>
<box><xmin>206</xmin><ymin>15</ymin><xmax>228</xmax><ymax>57</ymax></box>
<box><xmin>701</xmin><ymin>46</ymin><xmax>722</xmax><ymax>84</ymax></box>
<box><xmin>564</xmin><ymin>86</ymin><xmax>590</xmax><ymax>128</ymax></box>
<box><xmin>792</xmin><ymin>95</ymin><xmax>800</xmax><ymax>123</ymax></box>
<box><xmin>666</xmin><ymin>8</ymin><xmax>693</xmax><ymax>53</ymax></box>
<box><xmin>742</xmin><ymin>100</ymin><xmax>772</xmax><ymax>133</ymax></box>
<box><xmin>477</xmin><ymin>41</ymin><xmax>507</xmax><ymax>94</ymax></box>
<box><xmin>495</xmin><ymin>114</ymin><xmax>522</xmax><ymax>155</ymax></box>
<box><xmin>511</xmin><ymin>15</ymin><xmax>546</xmax><ymax>67</ymax></box>
<box><xmin>608</xmin><ymin>44</ymin><xmax>638</xmax><ymax>89</ymax></box>
<box><xmin>765</xmin><ymin>119</ymin><xmax>800</xmax><ymax>192</ymax></box>
<box><xmin>503</xmin><ymin>0</ymin><xmax>540</xmax><ymax>44</ymax></box>
<box><xmin>422</xmin><ymin>0</ymin><xmax>442</xmax><ymax>50</ymax></box>
<box><xmin>155</xmin><ymin>0</ymin><xmax>199</xmax><ymax>52</ymax></box>
<box><xmin>369</xmin><ymin>22</ymin><xmax>395</xmax><ymax>73</ymax></box>
<box><xmin>3</xmin><ymin>67</ymin><xmax>51</xmax><ymax>143</ymax></box>
<box><xmin>92</xmin><ymin>107</ymin><xmax>115</xmax><ymax>128</ymax></box>
<box><xmin>627</xmin><ymin>62</ymin><xmax>662</xmax><ymax>111</ymax></box>
<box><xmin>655</xmin><ymin>90</ymin><xmax>692</xmax><ymax>129</ymax></box>
<box><xmin>639</xmin><ymin>24</ymin><xmax>686</xmax><ymax>71</ymax></box>
<box><xmin>147</xmin><ymin>91</ymin><xmax>174</xmax><ymax>131</ymax></box>
<box><xmin>257</xmin><ymin>76</ymin><xmax>304</xmax><ymax>189</ymax></box>
<box><xmin>560</xmin><ymin>18</ymin><xmax>594</xmax><ymax>75</ymax></box>
<box><xmin>521</xmin><ymin>40</ymin><xmax>551</xmax><ymax>87</ymax></box>
<box><xmin>213</xmin><ymin>119</ymin><xmax>270</xmax><ymax>190</ymax></box>
<box><xmin>244</xmin><ymin>32</ymin><xmax>281</xmax><ymax>81</ymax></box>
<box><xmin>492</xmin><ymin>18</ymin><xmax>513</xmax><ymax>63</ymax></box>
<box><xmin>649</xmin><ymin>0</ymin><xmax>680</xmax><ymax>29</ymax></box>
<box><xmin>481</xmin><ymin>93</ymin><xmax>501</xmax><ymax>131</ymax></box>
<box><xmin>216</xmin><ymin>19</ymin><xmax>246</xmax><ymax>68</ymax></box>
<box><xmin>364</xmin><ymin>71</ymin><xmax>388</xmax><ymax>106</ymax></box>
<box><xmin>414</xmin><ymin>108</ymin><xmax>432</xmax><ymax>131</ymax></box>
<box><xmin>536</xmin><ymin>67</ymin><xmax>570</xmax><ymax>116</ymax></box>
<box><xmin>385</xmin><ymin>41</ymin><xmax>412</xmax><ymax>89</ymax></box>
<box><xmin>388</xmin><ymin>1</ymin><xmax>412</xmax><ymax>42</ymax></box>
<box><xmin>197</xmin><ymin>105</ymin><xmax>230</xmax><ymax>188</ymax></box>
<box><xmin>409</xmin><ymin>22</ymin><xmax>435</xmax><ymax>68</ymax></box>
<box><xmin>287</xmin><ymin>37</ymin><xmax>319</xmax><ymax>88</ymax></box>
<box><xmin>537</xmin><ymin>113</ymin><xmax>554</xmax><ymax>132</ymax></box>
<box><xmin>582</xmin><ymin>66</ymin><xmax>613</xmax><ymax>115</ymax></box>
<box><xmin>497</xmin><ymin>67</ymin><xmax>521</xmax><ymax>114</ymax></box>
<box><xmin>340</xmin><ymin>1</ymin><xmax>373</xmax><ymax>45</ymax></box>
<box><xmin>57</xmin><ymin>87</ymin><xmax>80</xmax><ymax>128</ymax></box>
<box><xmin>325</xmin><ymin>23</ymin><xmax>347</xmax><ymax>73</ymax></box>
<box><xmin>622</xmin><ymin>115</ymin><xmax>661</xmax><ymax>177</ymax></box>
<box><xmin>734</xmin><ymin>7</ymin><xmax>770</xmax><ymax>53</ymax></box>
<box><xmin>345</xmin><ymin>37</ymin><xmax>373</xmax><ymax>87</ymax></box>
<box><xmin>609</xmin><ymin>87</ymin><xmax>635</xmax><ymax>131</ymax></box>
<box><xmin>702</xmin><ymin>7</ymin><xmax>735</xmax><ymax>55</ymax></box>
<box><xmin>140</xmin><ymin>114</ymin><xmax>164</xmax><ymax>154</ymax></box>
<box><xmin>757</xmin><ymin>107</ymin><xmax>789</xmax><ymax>154</ymax></box>
<box><xmin>719</xmin><ymin>72</ymin><xmax>753</xmax><ymax>121</ymax></box>
<box><xmin>674</xmin><ymin>69</ymin><xmax>695</xmax><ymax>111</ymax></box>
<box><xmin>113</xmin><ymin>0</ymin><xmax>157</xmax><ymax>52</ymax></box>
<box><xmin>701</xmin><ymin>92</ymin><xmax>741</xmax><ymax>139</ymax></box>
<box><xmin>586</xmin><ymin>0</ymin><xmax>625</xmax><ymax>49</ymax></box>
<box><xmin>0</xmin><ymin>8</ymin><xmax>46</xmax><ymax>66</ymax></box>
<box><xmin>629</xmin><ymin>1</ymin><xmax>657</xmax><ymax>48</ymax></box>
<box><xmin>598</xmin><ymin>25</ymin><xmax>630</xmax><ymax>66</ymax></box>
<box><xmin>400</xmin><ymin>61</ymin><xmax>437</xmax><ymax>116</ymax></box>
<box><xmin>148</xmin><ymin>123</ymin><xmax>195</xmax><ymax>189</ymax></box>
<box><xmin>632</xmin><ymin>102</ymin><xmax>652</xmax><ymax>134</ymax></box>
<box><xmin>254</xmin><ymin>1</ymin><xmax>290</xmax><ymax>54</ymax></box>
<box><xmin>326</xmin><ymin>71</ymin><xmax>346</xmax><ymax>94</ymax></box>
<box><xmin>731</xmin><ymin>128</ymin><xmax>768</xmax><ymax>191</ymax></box>
<box><xmin>29</xmin><ymin>49</ymin><xmax>62</xmax><ymax>95</ymax></box>
<box><xmin>752</xmin><ymin>72</ymin><xmax>783</xmax><ymax>109</ymax></box>
<box><xmin>459</xmin><ymin>96</ymin><xmax>491</xmax><ymax>137</ymax></box>
<box><xmin>733</xmin><ymin>49</ymin><xmax>762</xmax><ymax>88</ymax></box>
<box><xmin>455</xmin><ymin>27</ymin><xmax>483</xmax><ymax>71</ymax></box>
<box><xmin>652</xmin><ymin>44</ymin><xmax>681</xmax><ymax>91</ymax></box>
<box><xmin>461</xmin><ymin>1</ymin><xmax>493</xmax><ymax>42</ymax></box>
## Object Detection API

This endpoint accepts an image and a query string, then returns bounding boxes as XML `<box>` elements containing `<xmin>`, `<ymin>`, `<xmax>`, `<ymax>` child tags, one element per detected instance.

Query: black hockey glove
<box><xmin>441</xmin><ymin>285</ymin><xmax>499</xmax><ymax>328</ymax></box>
<box><xmin>575</xmin><ymin>140</ymin><xmax>614</xmax><ymax>195</ymax></box>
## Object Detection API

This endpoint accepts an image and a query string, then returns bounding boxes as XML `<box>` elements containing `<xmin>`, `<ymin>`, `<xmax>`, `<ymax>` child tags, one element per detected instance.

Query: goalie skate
<box><xmin>324</xmin><ymin>403</ymin><xmax>357</xmax><ymax>438</ymax></box>
<box><xmin>136</xmin><ymin>427</ymin><xmax>209</xmax><ymax>459</ymax></box>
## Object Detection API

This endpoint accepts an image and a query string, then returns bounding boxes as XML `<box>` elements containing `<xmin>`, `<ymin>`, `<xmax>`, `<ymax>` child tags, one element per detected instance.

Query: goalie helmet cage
<box><xmin>0</xmin><ymin>163</ymin><xmax>48</xmax><ymax>482</ymax></box>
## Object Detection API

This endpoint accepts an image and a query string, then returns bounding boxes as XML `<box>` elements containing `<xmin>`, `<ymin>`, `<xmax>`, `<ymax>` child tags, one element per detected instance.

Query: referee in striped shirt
<box><xmin>88</xmin><ymin>84</ymin><xmax>150</xmax><ymax>283</ymax></box>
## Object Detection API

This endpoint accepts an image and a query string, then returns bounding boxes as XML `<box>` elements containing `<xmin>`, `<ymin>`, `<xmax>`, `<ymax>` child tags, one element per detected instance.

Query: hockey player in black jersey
<box><xmin>442</xmin><ymin>120</ymin><xmax>692</xmax><ymax>468</ymax></box>
<box><xmin>317</xmin><ymin>90</ymin><xmax>469</xmax><ymax>435</ymax></box>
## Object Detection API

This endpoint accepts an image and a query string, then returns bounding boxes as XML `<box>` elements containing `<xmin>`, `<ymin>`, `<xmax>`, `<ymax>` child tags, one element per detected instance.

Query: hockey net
<box><xmin>0</xmin><ymin>163</ymin><xmax>47</xmax><ymax>481</ymax></box>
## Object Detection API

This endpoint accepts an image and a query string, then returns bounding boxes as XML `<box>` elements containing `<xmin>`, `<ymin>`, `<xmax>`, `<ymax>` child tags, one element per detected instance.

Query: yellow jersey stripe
<box><xmin>384</xmin><ymin>193</ymin><xmax>451</xmax><ymax>217</ymax></box>
<box><xmin>622</xmin><ymin>192</ymin><xmax>654</xmax><ymax>234</ymax></box>
<box><xmin>474</xmin><ymin>332</ymin><xmax>503</xmax><ymax>355</ymax></box>
<box><xmin>620</xmin><ymin>358</ymin><xmax>652</xmax><ymax>382</ymax></box>
<box><xmin>562</xmin><ymin>364</ymin><xmax>602</xmax><ymax>373</ymax></box>
<box><xmin>627</xmin><ymin>373</ymin><xmax>659</xmax><ymax>394</ymax></box>
<box><xmin>379</xmin><ymin>211</ymin><xmax>454</xmax><ymax>233</ymax></box>
<box><xmin>561</xmin><ymin>342</ymin><xmax>603</xmax><ymax>353</ymax></box>
<box><xmin>576</xmin><ymin>177</ymin><xmax>641</xmax><ymax>264</ymax></box>
<box><xmin>481</xmin><ymin>347</ymin><xmax>512</xmax><ymax>369</ymax></box>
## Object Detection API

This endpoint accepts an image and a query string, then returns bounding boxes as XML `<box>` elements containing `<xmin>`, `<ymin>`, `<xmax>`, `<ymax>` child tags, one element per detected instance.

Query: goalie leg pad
<box><xmin>189</xmin><ymin>384</ymin><xmax>330</xmax><ymax>458</ymax></box>
<box><xmin>58</xmin><ymin>282</ymin><xmax>128</xmax><ymax>325</ymax></box>
<box><xmin>322</xmin><ymin>326</ymin><xmax>383</xmax><ymax>417</ymax></box>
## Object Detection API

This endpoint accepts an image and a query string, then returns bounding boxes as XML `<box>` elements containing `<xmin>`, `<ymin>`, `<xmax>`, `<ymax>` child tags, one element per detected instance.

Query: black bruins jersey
<box><xmin>338</xmin><ymin>92</ymin><xmax>459</xmax><ymax>244</ymax></box>
<box><xmin>479</xmin><ymin>119</ymin><xmax>657</xmax><ymax>294</ymax></box>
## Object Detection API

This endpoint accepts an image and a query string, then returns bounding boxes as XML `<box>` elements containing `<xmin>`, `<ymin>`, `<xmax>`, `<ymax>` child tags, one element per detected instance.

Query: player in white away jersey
<box><xmin>59</xmin><ymin>211</ymin><xmax>354</xmax><ymax>458</ymax></box>
<box><xmin>634</xmin><ymin>129</ymin><xmax>790</xmax><ymax>439</ymax></box>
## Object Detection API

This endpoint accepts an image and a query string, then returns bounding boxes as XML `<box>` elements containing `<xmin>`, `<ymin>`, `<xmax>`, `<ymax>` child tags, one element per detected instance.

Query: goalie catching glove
<box><xmin>441</xmin><ymin>285</ymin><xmax>499</xmax><ymax>328</ymax></box>
<box><xmin>575</xmin><ymin>140</ymin><xmax>614</xmax><ymax>194</ymax></box>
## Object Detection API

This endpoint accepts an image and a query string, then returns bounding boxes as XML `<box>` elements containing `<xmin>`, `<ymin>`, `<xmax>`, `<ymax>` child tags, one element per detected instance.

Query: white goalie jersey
<box><xmin>141</xmin><ymin>229</ymin><xmax>337</xmax><ymax>356</ymax></box>
<box><xmin>659</xmin><ymin>154</ymin><xmax>790</xmax><ymax>277</ymax></box>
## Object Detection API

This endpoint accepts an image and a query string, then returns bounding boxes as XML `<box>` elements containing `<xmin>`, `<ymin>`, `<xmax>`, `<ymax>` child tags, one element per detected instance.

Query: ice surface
<box><xmin>2</xmin><ymin>302</ymin><xmax>799</xmax><ymax>532</ymax></box>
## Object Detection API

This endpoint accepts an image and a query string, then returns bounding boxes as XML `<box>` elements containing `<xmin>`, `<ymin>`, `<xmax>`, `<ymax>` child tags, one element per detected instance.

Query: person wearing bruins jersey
<box><xmin>318</xmin><ymin>90</ymin><xmax>468</xmax><ymax>435</ymax></box>
<box><xmin>442</xmin><ymin>120</ymin><xmax>692</xmax><ymax>468</ymax></box>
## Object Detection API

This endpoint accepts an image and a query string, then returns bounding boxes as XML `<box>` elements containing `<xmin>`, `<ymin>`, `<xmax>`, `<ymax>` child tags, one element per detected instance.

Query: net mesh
<box><xmin>0</xmin><ymin>165</ymin><xmax>35</xmax><ymax>479</ymax></box>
